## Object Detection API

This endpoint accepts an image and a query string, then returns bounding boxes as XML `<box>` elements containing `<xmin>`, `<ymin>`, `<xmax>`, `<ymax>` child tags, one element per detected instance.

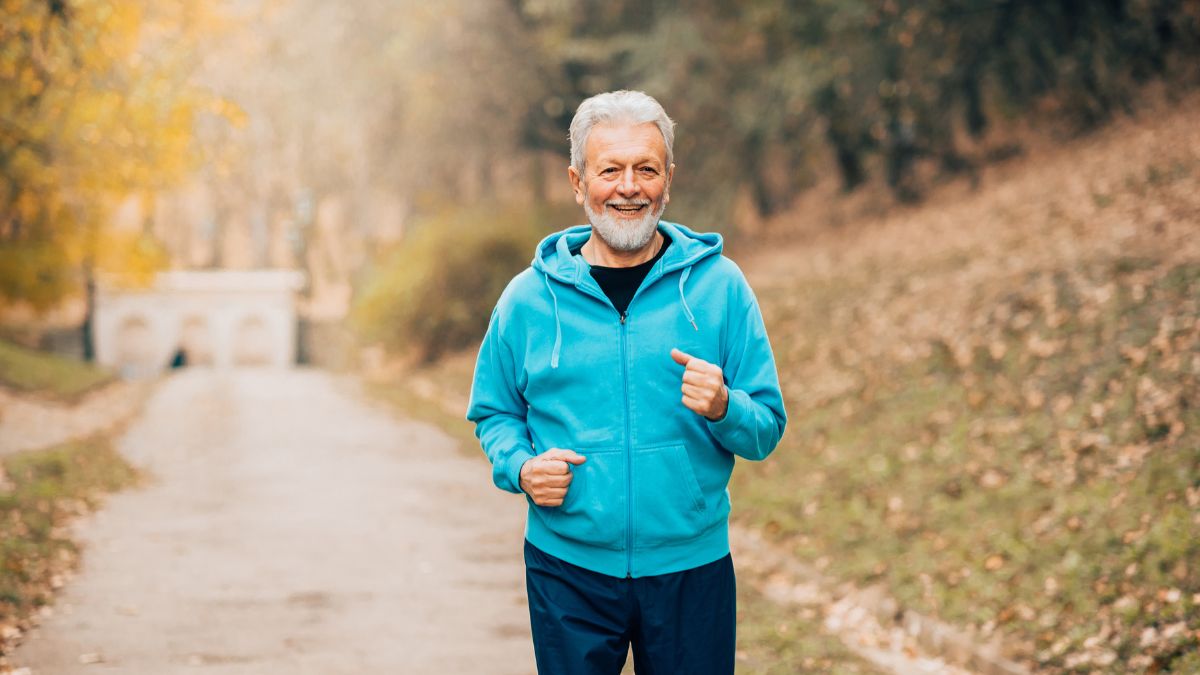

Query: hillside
<box><xmin>734</xmin><ymin>96</ymin><xmax>1199</xmax><ymax>671</ymax></box>
<box><xmin>369</xmin><ymin>95</ymin><xmax>1199</xmax><ymax>672</ymax></box>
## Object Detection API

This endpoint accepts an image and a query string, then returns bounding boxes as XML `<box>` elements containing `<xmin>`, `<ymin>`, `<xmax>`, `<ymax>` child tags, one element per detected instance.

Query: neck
<box><xmin>582</xmin><ymin>230</ymin><xmax>663</xmax><ymax>268</ymax></box>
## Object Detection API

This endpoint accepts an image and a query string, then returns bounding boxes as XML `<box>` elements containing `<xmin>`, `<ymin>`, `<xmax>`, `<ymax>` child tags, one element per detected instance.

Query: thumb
<box><xmin>543</xmin><ymin>448</ymin><xmax>587</xmax><ymax>465</ymax></box>
<box><xmin>560</xmin><ymin>450</ymin><xmax>587</xmax><ymax>465</ymax></box>
<box><xmin>670</xmin><ymin>348</ymin><xmax>692</xmax><ymax>366</ymax></box>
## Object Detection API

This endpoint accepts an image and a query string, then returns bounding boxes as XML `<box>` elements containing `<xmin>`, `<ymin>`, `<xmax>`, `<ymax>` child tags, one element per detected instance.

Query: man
<box><xmin>467</xmin><ymin>90</ymin><xmax>786</xmax><ymax>674</ymax></box>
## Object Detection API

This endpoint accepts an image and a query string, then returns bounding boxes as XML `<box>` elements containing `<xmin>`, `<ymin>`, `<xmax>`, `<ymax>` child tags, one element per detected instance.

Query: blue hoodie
<box><xmin>467</xmin><ymin>221</ymin><xmax>786</xmax><ymax>578</ymax></box>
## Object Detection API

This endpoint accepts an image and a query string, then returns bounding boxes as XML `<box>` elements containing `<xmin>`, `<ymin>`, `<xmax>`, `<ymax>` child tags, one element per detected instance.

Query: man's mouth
<box><xmin>607</xmin><ymin>201</ymin><xmax>650</xmax><ymax>215</ymax></box>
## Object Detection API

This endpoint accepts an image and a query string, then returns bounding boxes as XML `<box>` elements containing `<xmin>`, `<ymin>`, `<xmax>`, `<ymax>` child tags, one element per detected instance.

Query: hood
<box><xmin>531</xmin><ymin>221</ymin><xmax>723</xmax><ymax>368</ymax></box>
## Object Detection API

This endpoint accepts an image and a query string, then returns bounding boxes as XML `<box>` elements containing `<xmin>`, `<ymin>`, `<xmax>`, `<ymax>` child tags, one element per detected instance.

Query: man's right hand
<box><xmin>519</xmin><ymin>448</ymin><xmax>587</xmax><ymax>507</ymax></box>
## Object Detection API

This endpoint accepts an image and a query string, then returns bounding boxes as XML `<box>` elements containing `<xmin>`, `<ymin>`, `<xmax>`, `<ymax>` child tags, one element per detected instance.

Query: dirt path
<box><xmin>12</xmin><ymin>369</ymin><xmax>533</xmax><ymax>674</ymax></box>
<box><xmin>0</xmin><ymin>380</ymin><xmax>153</xmax><ymax>456</ymax></box>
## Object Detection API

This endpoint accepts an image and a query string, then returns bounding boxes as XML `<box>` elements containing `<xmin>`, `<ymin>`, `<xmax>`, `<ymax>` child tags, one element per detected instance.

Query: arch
<box><xmin>93</xmin><ymin>270</ymin><xmax>303</xmax><ymax>374</ymax></box>
<box><xmin>115</xmin><ymin>315</ymin><xmax>156</xmax><ymax>378</ymax></box>
<box><xmin>179</xmin><ymin>315</ymin><xmax>215</xmax><ymax>366</ymax></box>
<box><xmin>233</xmin><ymin>314</ymin><xmax>273</xmax><ymax>366</ymax></box>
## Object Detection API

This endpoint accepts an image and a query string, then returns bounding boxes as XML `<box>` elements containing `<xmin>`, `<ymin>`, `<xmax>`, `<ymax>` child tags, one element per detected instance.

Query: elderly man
<box><xmin>467</xmin><ymin>90</ymin><xmax>786</xmax><ymax>674</ymax></box>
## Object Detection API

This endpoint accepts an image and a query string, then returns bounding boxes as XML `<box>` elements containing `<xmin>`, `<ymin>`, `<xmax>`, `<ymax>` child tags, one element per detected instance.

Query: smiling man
<box><xmin>468</xmin><ymin>90</ymin><xmax>787</xmax><ymax>675</ymax></box>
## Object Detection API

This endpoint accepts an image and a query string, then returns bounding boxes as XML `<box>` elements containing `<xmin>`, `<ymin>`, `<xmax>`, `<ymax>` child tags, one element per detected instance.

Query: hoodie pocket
<box><xmin>633</xmin><ymin>444</ymin><xmax>708</xmax><ymax>548</ymax></box>
<box><xmin>541</xmin><ymin>447</ymin><xmax>626</xmax><ymax>550</ymax></box>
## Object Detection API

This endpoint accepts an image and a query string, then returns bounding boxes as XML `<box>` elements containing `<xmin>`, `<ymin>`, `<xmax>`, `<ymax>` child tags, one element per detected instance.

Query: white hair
<box><xmin>569</xmin><ymin>90</ymin><xmax>675</xmax><ymax>175</ymax></box>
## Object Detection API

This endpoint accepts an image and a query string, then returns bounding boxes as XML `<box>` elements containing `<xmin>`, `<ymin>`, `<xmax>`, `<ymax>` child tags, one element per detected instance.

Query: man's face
<box><xmin>569</xmin><ymin>122</ymin><xmax>674</xmax><ymax>252</ymax></box>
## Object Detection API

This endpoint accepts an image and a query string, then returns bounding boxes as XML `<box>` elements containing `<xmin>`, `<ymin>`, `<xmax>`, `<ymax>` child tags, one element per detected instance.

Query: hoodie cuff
<box><xmin>705</xmin><ymin>388</ymin><xmax>753</xmax><ymax>451</ymax></box>
<box><xmin>504</xmin><ymin>448</ymin><xmax>536</xmax><ymax>495</ymax></box>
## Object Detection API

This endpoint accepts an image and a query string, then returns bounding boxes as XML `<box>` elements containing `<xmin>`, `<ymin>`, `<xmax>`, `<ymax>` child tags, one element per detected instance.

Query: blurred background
<box><xmin>0</xmin><ymin>1</ymin><xmax>1198</xmax><ymax>673</ymax></box>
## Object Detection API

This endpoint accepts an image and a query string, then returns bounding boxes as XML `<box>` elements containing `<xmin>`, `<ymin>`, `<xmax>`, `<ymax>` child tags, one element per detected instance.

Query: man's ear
<box><xmin>664</xmin><ymin>163</ymin><xmax>675</xmax><ymax>204</ymax></box>
<box><xmin>568</xmin><ymin>165</ymin><xmax>585</xmax><ymax>205</ymax></box>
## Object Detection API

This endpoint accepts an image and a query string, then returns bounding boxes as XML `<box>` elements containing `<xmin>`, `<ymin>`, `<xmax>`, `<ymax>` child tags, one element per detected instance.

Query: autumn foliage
<box><xmin>0</xmin><ymin>0</ymin><xmax>216</xmax><ymax>308</ymax></box>
<box><xmin>0</xmin><ymin>437</ymin><xmax>138</xmax><ymax>662</ymax></box>
<box><xmin>732</xmin><ymin>99</ymin><xmax>1200</xmax><ymax>672</ymax></box>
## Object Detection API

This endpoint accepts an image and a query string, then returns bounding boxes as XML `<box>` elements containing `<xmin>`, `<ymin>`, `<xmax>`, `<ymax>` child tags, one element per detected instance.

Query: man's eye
<box><xmin>601</xmin><ymin>167</ymin><xmax>617</xmax><ymax>175</ymax></box>
<box><xmin>640</xmin><ymin>167</ymin><xmax>658</xmax><ymax>175</ymax></box>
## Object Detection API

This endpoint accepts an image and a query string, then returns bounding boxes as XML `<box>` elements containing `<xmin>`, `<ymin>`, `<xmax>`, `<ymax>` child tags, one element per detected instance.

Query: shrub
<box><xmin>353</xmin><ymin>204</ymin><xmax>577</xmax><ymax>362</ymax></box>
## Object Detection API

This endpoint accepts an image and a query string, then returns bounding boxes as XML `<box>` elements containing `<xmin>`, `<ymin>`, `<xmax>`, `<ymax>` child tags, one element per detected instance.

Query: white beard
<box><xmin>584</xmin><ymin>197</ymin><xmax>666</xmax><ymax>252</ymax></box>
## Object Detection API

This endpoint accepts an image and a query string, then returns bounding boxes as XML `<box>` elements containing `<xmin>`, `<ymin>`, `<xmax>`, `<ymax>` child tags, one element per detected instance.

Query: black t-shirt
<box><xmin>579</xmin><ymin>234</ymin><xmax>672</xmax><ymax>317</ymax></box>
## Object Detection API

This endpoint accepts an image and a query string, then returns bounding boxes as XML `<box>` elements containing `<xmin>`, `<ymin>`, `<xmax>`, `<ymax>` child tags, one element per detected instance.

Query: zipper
<box><xmin>620</xmin><ymin>309</ymin><xmax>633</xmax><ymax>577</ymax></box>
<box><xmin>615</xmin><ymin>266</ymin><xmax>670</xmax><ymax>578</ymax></box>
<box><xmin>571</xmin><ymin>253</ymin><xmax>673</xmax><ymax>579</ymax></box>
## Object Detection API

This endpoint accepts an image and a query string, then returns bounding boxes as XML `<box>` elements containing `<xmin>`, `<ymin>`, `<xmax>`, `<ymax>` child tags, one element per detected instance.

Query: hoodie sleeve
<box><xmin>467</xmin><ymin>308</ymin><xmax>534</xmax><ymax>494</ymax></box>
<box><xmin>705</xmin><ymin>280</ymin><xmax>787</xmax><ymax>461</ymax></box>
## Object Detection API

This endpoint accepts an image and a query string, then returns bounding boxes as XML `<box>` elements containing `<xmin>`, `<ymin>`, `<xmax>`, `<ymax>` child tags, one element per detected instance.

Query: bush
<box><xmin>353</xmin><ymin>204</ymin><xmax>577</xmax><ymax>362</ymax></box>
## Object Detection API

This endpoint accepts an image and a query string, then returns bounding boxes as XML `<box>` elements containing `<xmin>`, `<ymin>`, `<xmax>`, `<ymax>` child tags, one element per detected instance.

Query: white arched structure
<box><xmin>94</xmin><ymin>270</ymin><xmax>305</xmax><ymax>376</ymax></box>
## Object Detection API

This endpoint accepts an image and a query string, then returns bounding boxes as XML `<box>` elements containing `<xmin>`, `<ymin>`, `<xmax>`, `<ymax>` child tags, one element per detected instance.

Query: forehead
<box><xmin>585</xmin><ymin>122</ymin><xmax>668</xmax><ymax>167</ymax></box>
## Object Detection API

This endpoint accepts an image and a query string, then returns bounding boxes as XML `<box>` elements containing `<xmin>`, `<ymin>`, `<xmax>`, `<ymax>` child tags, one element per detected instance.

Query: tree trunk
<box><xmin>81</xmin><ymin>263</ymin><xmax>96</xmax><ymax>362</ymax></box>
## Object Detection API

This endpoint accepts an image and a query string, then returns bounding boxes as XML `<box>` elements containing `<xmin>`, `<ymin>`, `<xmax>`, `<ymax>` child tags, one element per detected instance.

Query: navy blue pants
<box><xmin>524</xmin><ymin>540</ymin><xmax>736</xmax><ymax>675</ymax></box>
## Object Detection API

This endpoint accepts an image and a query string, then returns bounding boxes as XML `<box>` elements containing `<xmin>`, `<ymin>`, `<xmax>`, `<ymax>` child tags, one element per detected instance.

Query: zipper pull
<box><xmin>620</xmin><ymin>312</ymin><xmax>627</xmax><ymax>324</ymax></box>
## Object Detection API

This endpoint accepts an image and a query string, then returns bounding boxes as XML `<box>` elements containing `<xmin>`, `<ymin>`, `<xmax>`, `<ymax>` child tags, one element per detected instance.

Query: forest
<box><xmin>2</xmin><ymin>1</ymin><xmax>1198</xmax><ymax>319</ymax></box>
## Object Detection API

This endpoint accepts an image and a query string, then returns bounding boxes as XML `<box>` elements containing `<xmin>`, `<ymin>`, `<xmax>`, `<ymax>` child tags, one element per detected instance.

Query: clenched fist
<box><xmin>519</xmin><ymin>448</ymin><xmax>587</xmax><ymax>507</ymax></box>
<box><xmin>671</xmin><ymin>348</ymin><xmax>729</xmax><ymax>421</ymax></box>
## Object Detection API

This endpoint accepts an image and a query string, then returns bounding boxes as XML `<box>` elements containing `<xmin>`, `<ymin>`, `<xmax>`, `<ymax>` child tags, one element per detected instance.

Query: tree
<box><xmin>0</xmin><ymin>0</ymin><xmax>215</xmax><ymax>315</ymax></box>
<box><xmin>500</xmin><ymin>0</ymin><xmax>1199</xmax><ymax>218</ymax></box>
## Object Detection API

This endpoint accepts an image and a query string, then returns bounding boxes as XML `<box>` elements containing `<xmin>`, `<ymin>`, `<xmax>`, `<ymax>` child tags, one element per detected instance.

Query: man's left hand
<box><xmin>670</xmin><ymin>348</ymin><xmax>728</xmax><ymax>421</ymax></box>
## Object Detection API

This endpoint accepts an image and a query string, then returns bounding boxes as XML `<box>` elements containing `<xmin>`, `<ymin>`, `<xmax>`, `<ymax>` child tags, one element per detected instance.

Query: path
<box><xmin>0</xmin><ymin>381</ymin><xmax>153</xmax><ymax>456</ymax></box>
<box><xmin>12</xmin><ymin>369</ymin><xmax>533</xmax><ymax>674</ymax></box>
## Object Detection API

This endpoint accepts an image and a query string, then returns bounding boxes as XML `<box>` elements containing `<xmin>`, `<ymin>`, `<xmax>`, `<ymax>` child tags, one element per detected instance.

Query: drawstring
<box><xmin>542</xmin><ymin>263</ymin><xmax>697</xmax><ymax>369</ymax></box>
<box><xmin>678</xmin><ymin>267</ymin><xmax>698</xmax><ymax>331</ymax></box>
<box><xmin>543</xmin><ymin>273</ymin><xmax>563</xmax><ymax>368</ymax></box>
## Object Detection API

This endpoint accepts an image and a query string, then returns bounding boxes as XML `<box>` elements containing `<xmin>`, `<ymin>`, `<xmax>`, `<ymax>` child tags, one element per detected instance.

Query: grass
<box><xmin>726</xmin><ymin>105</ymin><xmax>1200</xmax><ymax>671</ymax></box>
<box><xmin>0</xmin><ymin>436</ymin><xmax>139</xmax><ymax>658</ymax></box>
<box><xmin>0</xmin><ymin>339</ymin><xmax>113</xmax><ymax>401</ymax></box>
<box><xmin>733</xmin><ymin>257</ymin><xmax>1199</xmax><ymax>672</ymax></box>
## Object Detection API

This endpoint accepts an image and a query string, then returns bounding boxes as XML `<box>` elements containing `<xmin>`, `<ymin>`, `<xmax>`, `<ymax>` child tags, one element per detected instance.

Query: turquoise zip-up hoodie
<box><xmin>467</xmin><ymin>221</ymin><xmax>786</xmax><ymax>578</ymax></box>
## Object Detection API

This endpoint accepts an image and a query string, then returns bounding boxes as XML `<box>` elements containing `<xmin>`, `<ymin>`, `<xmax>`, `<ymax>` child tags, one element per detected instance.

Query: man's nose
<box><xmin>617</xmin><ymin>167</ymin><xmax>639</xmax><ymax>197</ymax></box>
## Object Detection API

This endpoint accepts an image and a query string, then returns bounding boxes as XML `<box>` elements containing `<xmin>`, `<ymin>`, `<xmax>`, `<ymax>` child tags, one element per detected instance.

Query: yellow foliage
<box><xmin>211</xmin><ymin>96</ymin><xmax>249</xmax><ymax>129</ymax></box>
<box><xmin>95</xmin><ymin>229</ymin><xmax>169</xmax><ymax>289</ymax></box>
<box><xmin>0</xmin><ymin>0</ymin><xmax>222</xmax><ymax>309</ymax></box>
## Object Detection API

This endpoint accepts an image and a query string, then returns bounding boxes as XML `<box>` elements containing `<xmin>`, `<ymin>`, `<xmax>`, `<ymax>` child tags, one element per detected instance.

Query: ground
<box><xmin>11</xmin><ymin>370</ymin><xmax>534</xmax><ymax>674</ymax></box>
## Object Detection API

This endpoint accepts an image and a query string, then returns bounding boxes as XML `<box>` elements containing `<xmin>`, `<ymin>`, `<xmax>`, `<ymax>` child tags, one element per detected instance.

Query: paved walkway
<box><xmin>12</xmin><ymin>369</ymin><xmax>533</xmax><ymax>674</ymax></box>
